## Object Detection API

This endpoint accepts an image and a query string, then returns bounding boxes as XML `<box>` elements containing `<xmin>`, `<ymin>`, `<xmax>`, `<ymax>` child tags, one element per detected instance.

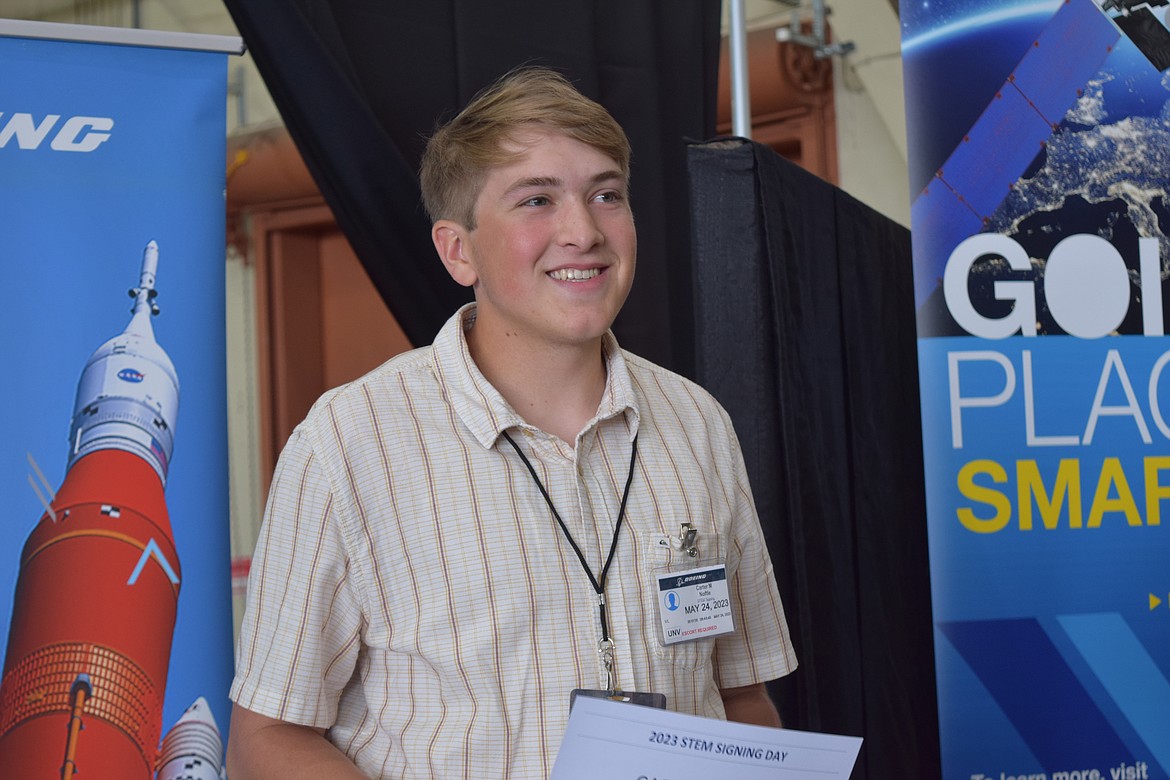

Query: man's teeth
<box><xmin>549</xmin><ymin>267</ymin><xmax>601</xmax><ymax>282</ymax></box>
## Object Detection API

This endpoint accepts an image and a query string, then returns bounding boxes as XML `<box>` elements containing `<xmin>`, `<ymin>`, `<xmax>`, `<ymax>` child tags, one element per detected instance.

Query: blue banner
<box><xmin>904</xmin><ymin>1</ymin><xmax>1170</xmax><ymax>778</ymax></box>
<box><xmin>0</xmin><ymin>26</ymin><xmax>234</xmax><ymax>779</ymax></box>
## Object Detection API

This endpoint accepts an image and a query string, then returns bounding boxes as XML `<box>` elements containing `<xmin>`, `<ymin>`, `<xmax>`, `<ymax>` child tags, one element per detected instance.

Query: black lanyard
<box><xmin>501</xmin><ymin>430</ymin><xmax>639</xmax><ymax>682</ymax></box>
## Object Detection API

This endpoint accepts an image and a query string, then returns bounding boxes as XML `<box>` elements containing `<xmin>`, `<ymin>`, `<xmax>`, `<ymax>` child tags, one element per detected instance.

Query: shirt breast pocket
<box><xmin>635</xmin><ymin>527</ymin><xmax>727</xmax><ymax>672</ymax></box>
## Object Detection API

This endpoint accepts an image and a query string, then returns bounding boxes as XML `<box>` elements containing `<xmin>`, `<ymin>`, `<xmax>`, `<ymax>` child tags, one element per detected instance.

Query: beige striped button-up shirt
<box><xmin>230</xmin><ymin>304</ymin><xmax>797</xmax><ymax>779</ymax></box>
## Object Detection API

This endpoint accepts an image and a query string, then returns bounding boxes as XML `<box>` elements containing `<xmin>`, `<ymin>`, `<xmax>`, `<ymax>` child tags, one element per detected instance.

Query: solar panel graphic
<box><xmin>911</xmin><ymin>0</ymin><xmax>1120</xmax><ymax>308</ymax></box>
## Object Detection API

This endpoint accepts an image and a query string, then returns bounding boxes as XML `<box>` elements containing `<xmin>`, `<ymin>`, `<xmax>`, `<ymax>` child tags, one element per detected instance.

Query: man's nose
<box><xmin>557</xmin><ymin>200</ymin><xmax>604</xmax><ymax>249</ymax></box>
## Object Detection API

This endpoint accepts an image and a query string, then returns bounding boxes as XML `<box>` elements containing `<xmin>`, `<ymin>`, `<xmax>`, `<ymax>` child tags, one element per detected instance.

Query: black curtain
<box><xmin>688</xmin><ymin>139</ymin><xmax>940</xmax><ymax>779</ymax></box>
<box><xmin>221</xmin><ymin>0</ymin><xmax>722</xmax><ymax>376</ymax></box>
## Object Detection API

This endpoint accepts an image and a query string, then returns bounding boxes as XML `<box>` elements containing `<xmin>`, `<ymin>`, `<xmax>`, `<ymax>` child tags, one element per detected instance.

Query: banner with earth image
<box><xmin>902</xmin><ymin>0</ymin><xmax>1170</xmax><ymax>778</ymax></box>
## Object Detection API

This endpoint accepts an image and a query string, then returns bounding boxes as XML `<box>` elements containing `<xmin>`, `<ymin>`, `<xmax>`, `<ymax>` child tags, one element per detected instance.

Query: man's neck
<box><xmin>466</xmin><ymin>323</ymin><xmax>607</xmax><ymax>446</ymax></box>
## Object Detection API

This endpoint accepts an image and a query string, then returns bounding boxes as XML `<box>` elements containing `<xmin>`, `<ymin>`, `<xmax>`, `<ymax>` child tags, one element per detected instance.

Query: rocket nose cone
<box><xmin>177</xmin><ymin>696</ymin><xmax>219</xmax><ymax>730</ymax></box>
<box><xmin>66</xmin><ymin>241</ymin><xmax>180</xmax><ymax>481</ymax></box>
<box><xmin>142</xmin><ymin>240</ymin><xmax>159</xmax><ymax>275</ymax></box>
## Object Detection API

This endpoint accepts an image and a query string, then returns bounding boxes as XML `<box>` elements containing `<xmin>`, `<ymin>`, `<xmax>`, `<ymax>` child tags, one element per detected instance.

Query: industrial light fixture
<box><xmin>775</xmin><ymin>0</ymin><xmax>856</xmax><ymax>60</ymax></box>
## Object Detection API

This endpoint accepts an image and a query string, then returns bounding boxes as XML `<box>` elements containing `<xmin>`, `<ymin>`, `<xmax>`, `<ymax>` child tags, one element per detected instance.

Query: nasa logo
<box><xmin>117</xmin><ymin>368</ymin><xmax>145</xmax><ymax>383</ymax></box>
<box><xmin>0</xmin><ymin>113</ymin><xmax>114</xmax><ymax>152</ymax></box>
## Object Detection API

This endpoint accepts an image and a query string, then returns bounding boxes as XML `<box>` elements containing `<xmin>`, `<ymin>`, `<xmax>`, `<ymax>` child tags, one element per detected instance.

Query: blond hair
<box><xmin>420</xmin><ymin>66</ymin><xmax>631</xmax><ymax>228</ymax></box>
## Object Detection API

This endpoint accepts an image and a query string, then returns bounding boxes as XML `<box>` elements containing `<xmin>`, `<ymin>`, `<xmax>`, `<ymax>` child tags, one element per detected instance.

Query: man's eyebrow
<box><xmin>591</xmin><ymin>170</ymin><xmax>627</xmax><ymax>188</ymax></box>
<box><xmin>503</xmin><ymin>176</ymin><xmax>561</xmax><ymax>196</ymax></box>
<box><xmin>502</xmin><ymin>171</ymin><xmax>626</xmax><ymax>197</ymax></box>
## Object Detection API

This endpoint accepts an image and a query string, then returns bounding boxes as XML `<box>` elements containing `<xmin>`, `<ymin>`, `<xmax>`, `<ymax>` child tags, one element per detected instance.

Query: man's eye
<box><xmin>595</xmin><ymin>191</ymin><xmax>624</xmax><ymax>203</ymax></box>
<box><xmin>522</xmin><ymin>196</ymin><xmax>550</xmax><ymax>207</ymax></box>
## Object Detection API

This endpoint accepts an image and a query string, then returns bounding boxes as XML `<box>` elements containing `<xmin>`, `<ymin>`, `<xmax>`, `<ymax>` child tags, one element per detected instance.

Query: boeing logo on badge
<box><xmin>662</xmin><ymin>592</ymin><xmax>680</xmax><ymax>611</ymax></box>
<box><xmin>117</xmin><ymin>368</ymin><xmax>145</xmax><ymax>383</ymax></box>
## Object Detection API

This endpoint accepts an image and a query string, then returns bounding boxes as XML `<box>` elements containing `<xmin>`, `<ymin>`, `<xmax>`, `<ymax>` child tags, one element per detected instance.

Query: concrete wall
<box><xmin>827</xmin><ymin>0</ymin><xmax>910</xmax><ymax>226</ymax></box>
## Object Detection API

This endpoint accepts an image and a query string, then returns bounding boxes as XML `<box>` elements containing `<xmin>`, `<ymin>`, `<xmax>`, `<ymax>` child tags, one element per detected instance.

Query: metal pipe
<box><xmin>728</xmin><ymin>0</ymin><xmax>752</xmax><ymax>139</ymax></box>
<box><xmin>60</xmin><ymin>675</ymin><xmax>92</xmax><ymax>780</ymax></box>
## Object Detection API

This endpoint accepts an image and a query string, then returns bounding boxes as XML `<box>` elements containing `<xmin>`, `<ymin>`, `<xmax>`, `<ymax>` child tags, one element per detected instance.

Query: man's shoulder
<box><xmin>302</xmin><ymin>344</ymin><xmax>437</xmax><ymax>427</ymax></box>
<box><xmin>615</xmin><ymin>347</ymin><xmax>742</xmax><ymax>450</ymax></box>
<box><xmin>619</xmin><ymin>348</ymin><xmax>724</xmax><ymax>412</ymax></box>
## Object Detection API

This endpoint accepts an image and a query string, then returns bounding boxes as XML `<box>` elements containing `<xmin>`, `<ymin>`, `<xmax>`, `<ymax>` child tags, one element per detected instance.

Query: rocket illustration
<box><xmin>156</xmin><ymin>697</ymin><xmax>225</xmax><ymax>780</ymax></box>
<box><xmin>0</xmin><ymin>241</ymin><xmax>182</xmax><ymax>778</ymax></box>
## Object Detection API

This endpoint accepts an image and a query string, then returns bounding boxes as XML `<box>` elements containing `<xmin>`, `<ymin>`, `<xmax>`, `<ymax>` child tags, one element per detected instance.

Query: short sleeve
<box><xmin>712</xmin><ymin>412</ymin><xmax>798</xmax><ymax>690</ymax></box>
<box><xmin>229</xmin><ymin>427</ymin><xmax>365</xmax><ymax>728</ymax></box>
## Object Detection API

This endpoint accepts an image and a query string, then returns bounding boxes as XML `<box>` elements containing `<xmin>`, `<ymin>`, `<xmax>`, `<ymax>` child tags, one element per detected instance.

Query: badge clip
<box><xmin>672</xmin><ymin>522</ymin><xmax>699</xmax><ymax>558</ymax></box>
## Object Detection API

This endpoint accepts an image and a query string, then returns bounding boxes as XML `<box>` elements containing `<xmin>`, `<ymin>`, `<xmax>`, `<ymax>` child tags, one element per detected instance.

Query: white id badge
<box><xmin>656</xmin><ymin>564</ymin><xmax>735</xmax><ymax>645</ymax></box>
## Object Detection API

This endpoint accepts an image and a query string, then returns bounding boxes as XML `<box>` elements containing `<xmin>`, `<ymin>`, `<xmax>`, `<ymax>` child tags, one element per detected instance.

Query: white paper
<box><xmin>551</xmin><ymin>696</ymin><xmax>862</xmax><ymax>780</ymax></box>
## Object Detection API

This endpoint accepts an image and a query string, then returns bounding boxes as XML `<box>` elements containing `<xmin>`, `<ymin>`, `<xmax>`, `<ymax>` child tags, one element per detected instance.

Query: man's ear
<box><xmin>432</xmin><ymin>220</ymin><xmax>478</xmax><ymax>288</ymax></box>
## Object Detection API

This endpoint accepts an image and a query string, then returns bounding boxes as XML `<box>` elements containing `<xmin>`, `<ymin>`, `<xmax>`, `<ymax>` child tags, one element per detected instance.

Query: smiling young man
<box><xmin>431</xmin><ymin>128</ymin><xmax>635</xmax><ymax>444</ymax></box>
<box><xmin>226</xmin><ymin>67</ymin><xmax>797</xmax><ymax>780</ymax></box>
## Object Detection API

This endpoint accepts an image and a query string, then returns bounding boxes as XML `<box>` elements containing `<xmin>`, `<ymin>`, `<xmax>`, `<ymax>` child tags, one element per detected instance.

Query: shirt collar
<box><xmin>433</xmin><ymin>303</ymin><xmax>639</xmax><ymax>450</ymax></box>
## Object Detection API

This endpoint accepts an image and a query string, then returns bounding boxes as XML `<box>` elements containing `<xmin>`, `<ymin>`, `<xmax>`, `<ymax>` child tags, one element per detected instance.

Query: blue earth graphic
<box><xmin>903</xmin><ymin>7</ymin><xmax>1054</xmax><ymax>193</ymax></box>
<box><xmin>906</xmin><ymin>5</ymin><xmax>1170</xmax><ymax>335</ymax></box>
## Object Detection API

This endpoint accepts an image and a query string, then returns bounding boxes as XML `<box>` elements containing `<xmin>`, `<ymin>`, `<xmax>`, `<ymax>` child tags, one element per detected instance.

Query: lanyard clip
<box><xmin>598</xmin><ymin>638</ymin><xmax>617</xmax><ymax>694</ymax></box>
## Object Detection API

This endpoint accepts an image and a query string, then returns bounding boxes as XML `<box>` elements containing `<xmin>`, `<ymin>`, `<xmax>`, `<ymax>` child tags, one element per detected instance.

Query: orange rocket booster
<box><xmin>0</xmin><ymin>241</ymin><xmax>182</xmax><ymax>779</ymax></box>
